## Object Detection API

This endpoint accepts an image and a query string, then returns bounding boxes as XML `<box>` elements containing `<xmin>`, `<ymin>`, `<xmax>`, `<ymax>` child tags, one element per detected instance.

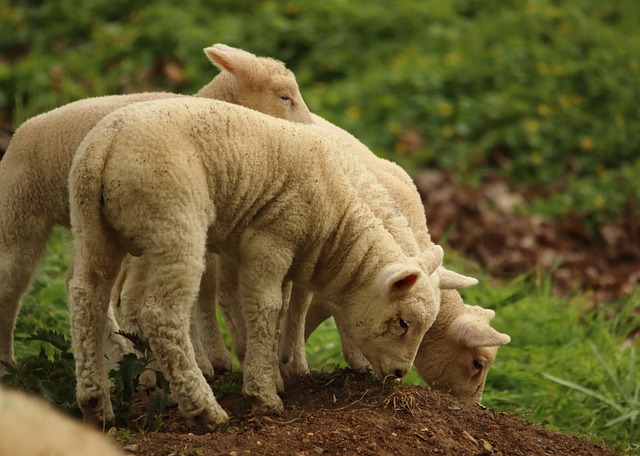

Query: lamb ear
<box><xmin>448</xmin><ymin>314</ymin><xmax>511</xmax><ymax>347</ymax></box>
<box><xmin>204</xmin><ymin>43</ymin><xmax>256</xmax><ymax>76</ymax></box>
<box><xmin>421</xmin><ymin>245</ymin><xmax>444</xmax><ymax>276</ymax></box>
<box><xmin>464</xmin><ymin>304</ymin><xmax>496</xmax><ymax>320</ymax></box>
<box><xmin>438</xmin><ymin>267</ymin><xmax>478</xmax><ymax>289</ymax></box>
<box><xmin>377</xmin><ymin>264</ymin><xmax>422</xmax><ymax>295</ymax></box>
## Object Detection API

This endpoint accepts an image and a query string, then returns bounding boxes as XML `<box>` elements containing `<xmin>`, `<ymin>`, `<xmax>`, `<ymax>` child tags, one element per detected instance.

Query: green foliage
<box><xmin>544</xmin><ymin>343</ymin><xmax>638</xmax><ymax>443</ymax></box>
<box><xmin>108</xmin><ymin>331</ymin><xmax>171</xmax><ymax>430</ymax></box>
<box><xmin>13</xmin><ymin>228</ymin><xmax>71</xmax><ymax>358</ymax></box>
<box><xmin>460</xmin><ymin>275</ymin><xmax>640</xmax><ymax>451</ymax></box>
<box><xmin>1</xmin><ymin>329</ymin><xmax>77</xmax><ymax>415</ymax></box>
<box><xmin>3</xmin><ymin>328</ymin><xmax>173</xmax><ymax>431</ymax></box>
<box><xmin>1</xmin><ymin>0</ymin><xmax>638</xmax><ymax>226</ymax></box>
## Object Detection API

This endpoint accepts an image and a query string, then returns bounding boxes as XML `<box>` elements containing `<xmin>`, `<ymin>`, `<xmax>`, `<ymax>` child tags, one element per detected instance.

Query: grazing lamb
<box><xmin>0</xmin><ymin>386</ymin><xmax>124</xmax><ymax>456</ymax></box>
<box><xmin>67</xmin><ymin>97</ymin><xmax>447</xmax><ymax>430</ymax></box>
<box><xmin>414</xmin><ymin>290</ymin><xmax>510</xmax><ymax>402</ymax></box>
<box><xmin>0</xmin><ymin>43</ymin><xmax>310</xmax><ymax>375</ymax></box>
<box><xmin>303</xmin><ymin>289</ymin><xmax>510</xmax><ymax>403</ymax></box>
<box><xmin>271</xmin><ymin>113</ymin><xmax>510</xmax><ymax>402</ymax></box>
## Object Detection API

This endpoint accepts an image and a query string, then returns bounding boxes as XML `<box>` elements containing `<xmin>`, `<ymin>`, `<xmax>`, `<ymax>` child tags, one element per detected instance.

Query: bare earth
<box><xmin>107</xmin><ymin>172</ymin><xmax>637</xmax><ymax>456</ymax></box>
<box><xmin>115</xmin><ymin>370</ymin><xmax>619</xmax><ymax>456</ymax></box>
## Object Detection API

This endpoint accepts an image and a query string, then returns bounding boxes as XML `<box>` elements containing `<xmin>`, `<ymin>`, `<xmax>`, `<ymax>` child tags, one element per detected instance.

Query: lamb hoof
<box><xmin>211</xmin><ymin>353</ymin><xmax>233</xmax><ymax>373</ymax></box>
<box><xmin>192</xmin><ymin>406</ymin><xmax>230</xmax><ymax>432</ymax></box>
<box><xmin>80</xmin><ymin>397</ymin><xmax>115</xmax><ymax>430</ymax></box>
<box><xmin>281</xmin><ymin>361</ymin><xmax>311</xmax><ymax>379</ymax></box>
<box><xmin>138</xmin><ymin>369</ymin><xmax>157</xmax><ymax>389</ymax></box>
<box><xmin>250</xmin><ymin>394</ymin><xmax>285</xmax><ymax>416</ymax></box>
<box><xmin>196</xmin><ymin>357</ymin><xmax>215</xmax><ymax>380</ymax></box>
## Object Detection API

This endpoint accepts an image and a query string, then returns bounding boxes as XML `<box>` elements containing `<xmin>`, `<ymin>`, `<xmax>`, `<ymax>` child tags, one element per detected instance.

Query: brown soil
<box><xmin>114</xmin><ymin>370</ymin><xmax>620</xmax><ymax>456</ymax></box>
<box><xmin>416</xmin><ymin>170</ymin><xmax>640</xmax><ymax>307</ymax></box>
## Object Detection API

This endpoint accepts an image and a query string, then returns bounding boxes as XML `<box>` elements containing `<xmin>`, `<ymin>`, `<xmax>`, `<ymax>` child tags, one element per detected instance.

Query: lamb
<box><xmin>0</xmin><ymin>43</ymin><xmax>311</xmax><ymax>375</ymax></box>
<box><xmin>414</xmin><ymin>290</ymin><xmax>510</xmax><ymax>402</ymax></box>
<box><xmin>271</xmin><ymin>113</ymin><xmax>510</xmax><ymax>402</ymax></box>
<box><xmin>67</xmin><ymin>97</ymin><xmax>448</xmax><ymax>430</ymax></box>
<box><xmin>0</xmin><ymin>386</ymin><xmax>124</xmax><ymax>456</ymax></box>
<box><xmin>302</xmin><ymin>289</ymin><xmax>510</xmax><ymax>403</ymax></box>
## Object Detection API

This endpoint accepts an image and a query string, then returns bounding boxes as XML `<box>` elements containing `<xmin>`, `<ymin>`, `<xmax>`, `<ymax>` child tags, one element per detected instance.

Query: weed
<box><xmin>544</xmin><ymin>344</ymin><xmax>639</xmax><ymax>444</ymax></box>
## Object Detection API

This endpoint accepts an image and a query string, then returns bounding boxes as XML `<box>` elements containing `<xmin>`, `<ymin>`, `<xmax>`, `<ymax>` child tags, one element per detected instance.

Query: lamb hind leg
<box><xmin>139</xmin><ymin>250</ymin><xmax>228</xmax><ymax>430</ymax></box>
<box><xmin>195</xmin><ymin>253</ymin><xmax>232</xmax><ymax>373</ymax></box>
<box><xmin>68</xmin><ymin>258</ymin><xmax>118</xmax><ymax>428</ymax></box>
<box><xmin>279</xmin><ymin>283</ymin><xmax>313</xmax><ymax>378</ymax></box>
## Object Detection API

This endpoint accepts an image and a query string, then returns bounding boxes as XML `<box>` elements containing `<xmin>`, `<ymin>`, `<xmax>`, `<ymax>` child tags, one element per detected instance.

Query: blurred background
<box><xmin>1</xmin><ymin>0</ymin><xmax>638</xmax><ymax>452</ymax></box>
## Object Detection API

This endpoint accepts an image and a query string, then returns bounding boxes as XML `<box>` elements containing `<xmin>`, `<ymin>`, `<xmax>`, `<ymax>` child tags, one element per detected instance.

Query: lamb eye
<box><xmin>472</xmin><ymin>359</ymin><xmax>485</xmax><ymax>370</ymax></box>
<box><xmin>279</xmin><ymin>94</ymin><xmax>291</xmax><ymax>101</ymax></box>
<box><xmin>398</xmin><ymin>318</ymin><xmax>409</xmax><ymax>333</ymax></box>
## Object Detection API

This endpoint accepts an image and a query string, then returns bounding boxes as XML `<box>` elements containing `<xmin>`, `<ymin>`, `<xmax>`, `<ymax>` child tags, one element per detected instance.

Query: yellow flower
<box><xmin>394</xmin><ymin>141</ymin><xmax>408</xmax><ymax>155</ymax></box>
<box><xmin>559</xmin><ymin>95</ymin><xmax>572</xmax><ymax>110</ymax></box>
<box><xmin>387</xmin><ymin>121</ymin><xmax>402</xmax><ymax>134</ymax></box>
<box><xmin>438</xmin><ymin>103</ymin><xmax>454</xmax><ymax>117</ymax></box>
<box><xmin>444</xmin><ymin>51</ymin><xmax>462</xmax><ymax>67</ymax></box>
<box><xmin>442</xmin><ymin>125</ymin><xmax>455</xmax><ymax>138</ymax></box>
<box><xmin>523</xmin><ymin>118</ymin><xmax>539</xmax><ymax>134</ymax></box>
<box><xmin>346</xmin><ymin>106</ymin><xmax>361</xmax><ymax>119</ymax></box>
<box><xmin>552</xmin><ymin>64</ymin><xmax>564</xmax><ymax>76</ymax></box>
<box><xmin>559</xmin><ymin>22</ymin><xmax>571</xmax><ymax>34</ymax></box>
<box><xmin>593</xmin><ymin>195</ymin><xmax>605</xmax><ymax>209</ymax></box>
<box><xmin>284</xmin><ymin>3</ymin><xmax>299</xmax><ymax>16</ymax></box>
<box><xmin>579</xmin><ymin>137</ymin><xmax>595</xmax><ymax>151</ymax></box>
<box><xmin>536</xmin><ymin>63</ymin><xmax>549</xmax><ymax>75</ymax></box>
<box><xmin>629</xmin><ymin>61</ymin><xmax>639</xmax><ymax>73</ymax></box>
<box><xmin>615</xmin><ymin>115</ymin><xmax>625</xmax><ymax>128</ymax></box>
<box><xmin>537</xmin><ymin>104</ymin><xmax>551</xmax><ymax>117</ymax></box>
<box><xmin>530</xmin><ymin>152</ymin><xmax>543</xmax><ymax>165</ymax></box>
<box><xmin>596</xmin><ymin>165</ymin><xmax>606</xmax><ymax>176</ymax></box>
<box><xmin>546</xmin><ymin>6</ymin><xmax>559</xmax><ymax>17</ymax></box>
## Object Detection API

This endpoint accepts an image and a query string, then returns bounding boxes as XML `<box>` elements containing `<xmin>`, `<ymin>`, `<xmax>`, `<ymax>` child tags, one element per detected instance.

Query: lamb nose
<box><xmin>394</xmin><ymin>369</ymin><xmax>405</xmax><ymax>378</ymax></box>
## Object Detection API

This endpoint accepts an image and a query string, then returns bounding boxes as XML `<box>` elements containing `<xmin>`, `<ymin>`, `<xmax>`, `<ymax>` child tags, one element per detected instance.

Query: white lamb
<box><xmin>0</xmin><ymin>386</ymin><xmax>124</xmax><ymax>456</ymax></box>
<box><xmin>0</xmin><ymin>43</ymin><xmax>311</xmax><ymax>375</ymax></box>
<box><xmin>270</xmin><ymin>113</ymin><xmax>510</xmax><ymax>402</ymax></box>
<box><xmin>67</xmin><ymin>97</ymin><xmax>448</xmax><ymax>430</ymax></box>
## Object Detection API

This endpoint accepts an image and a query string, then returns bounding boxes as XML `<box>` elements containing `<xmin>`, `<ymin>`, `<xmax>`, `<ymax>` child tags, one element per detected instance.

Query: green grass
<box><xmin>10</xmin><ymin>237</ymin><xmax>639</xmax><ymax>453</ymax></box>
<box><xmin>460</xmin><ymin>272</ymin><xmax>640</xmax><ymax>453</ymax></box>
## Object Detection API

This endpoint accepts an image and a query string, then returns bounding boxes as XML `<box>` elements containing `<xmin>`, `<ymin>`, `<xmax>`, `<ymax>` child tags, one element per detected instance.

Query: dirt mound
<box><xmin>119</xmin><ymin>370</ymin><xmax>619</xmax><ymax>455</ymax></box>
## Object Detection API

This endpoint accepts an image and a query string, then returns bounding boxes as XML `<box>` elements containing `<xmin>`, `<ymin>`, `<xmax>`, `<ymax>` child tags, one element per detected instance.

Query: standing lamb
<box><xmin>272</xmin><ymin>113</ymin><xmax>510</xmax><ymax>402</ymax></box>
<box><xmin>0</xmin><ymin>43</ymin><xmax>311</xmax><ymax>375</ymax></box>
<box><xmin>68</xmin><ymin>97</ymin><xmax>447</xmax><ymax>430</ymax></box>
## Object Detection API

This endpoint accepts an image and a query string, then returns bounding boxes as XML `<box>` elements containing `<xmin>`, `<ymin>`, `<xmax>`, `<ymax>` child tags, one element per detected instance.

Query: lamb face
<box><xmin>415</xmin><ymin>299</ymin><xmax>510</xmax><ymax>403</ymax></box>
<box><xmin>201</xmin><ymin>44</ymin><xmax>314</xmax><ymax>125</ymax></box>
<box><xmin>337</xmin><ymin>260</ymin><xmax>440</xmax><ymax>380</ymax></box>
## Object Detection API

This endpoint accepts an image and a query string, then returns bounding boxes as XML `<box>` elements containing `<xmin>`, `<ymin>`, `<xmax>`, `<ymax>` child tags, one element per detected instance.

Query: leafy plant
<box><xmin>1</xmin><ymin>329</ymin><xmax>77</xmax><ymax>415</ymax></box>
<box><xmin>544</xmin><ymin>343</ymin><xmax>638</xmax><ymax>444</ymax></box>
<box><xmin>108</xmin><ymin>331</ymin><xmax>171</xmax><ymax>430</ymax></box>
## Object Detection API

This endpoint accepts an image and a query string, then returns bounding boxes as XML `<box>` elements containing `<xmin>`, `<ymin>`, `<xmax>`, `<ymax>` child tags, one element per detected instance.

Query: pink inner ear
<box><xmin>393</xmin><ymin>274</ymin><xmax>418</xmax><ymax>289</ymax></box>
<box><xmin>210</xmin><ymin>53</ymin><xmax>235</xmax><ymax>73</ymax></box>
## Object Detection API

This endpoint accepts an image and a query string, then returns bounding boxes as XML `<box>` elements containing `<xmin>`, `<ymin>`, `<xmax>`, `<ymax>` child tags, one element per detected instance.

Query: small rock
<box><xmin>313</xmin><ymin>447</ymin><xmax>324</xmax><ymax>455</ymax></box>
<box><xmin>480</xmin><ymin>439</ymin><xmax>493</xmax><ymax>452</ymax></box>
<box><xmin>122</xmin><ymin>444</ymin><xmax>139</xmax><ymax>453</ymax></box>
<box><xmin>462</xmin><ymin>430</ymin><xmax>478</xmax><ymax>445</ymax></box>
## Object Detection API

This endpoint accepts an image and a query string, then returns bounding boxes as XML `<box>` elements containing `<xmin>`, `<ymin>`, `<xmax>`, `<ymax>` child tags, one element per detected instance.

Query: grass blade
<box><xmin>543</xmin><ymin>373</ymin><xmax>625</xmax><ymax>414</ymax></box>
